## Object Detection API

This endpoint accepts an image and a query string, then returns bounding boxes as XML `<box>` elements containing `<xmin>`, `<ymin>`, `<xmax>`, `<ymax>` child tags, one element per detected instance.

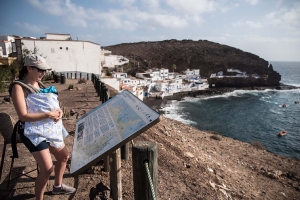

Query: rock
<box><xmin>184</xmin><ymin>152</ymin><xmax>195</xmax><ymax>158</ymax></box>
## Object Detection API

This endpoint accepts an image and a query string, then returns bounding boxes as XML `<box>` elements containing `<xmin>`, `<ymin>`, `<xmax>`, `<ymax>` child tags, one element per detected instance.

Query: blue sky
<box><xmin>1</xmin><ymin>0</ymin><xmax>300</xmax><ymax>61</ymax></box>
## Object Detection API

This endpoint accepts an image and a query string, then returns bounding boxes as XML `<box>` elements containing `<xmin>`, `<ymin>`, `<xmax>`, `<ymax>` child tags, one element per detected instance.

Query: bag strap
<box><xmin>11</xmin><ymin>120</ymin><xmax>22</xmax><ymax>158</ymax></box>
<box><xmin>8</xmin><ymin>80</ymin><xmax>45</xmax><ymax>94</ymax></box>
<box><xmin>9</xmin><ymin>80</ymin><xmax>46</xmax><ymax>158</ymax></box>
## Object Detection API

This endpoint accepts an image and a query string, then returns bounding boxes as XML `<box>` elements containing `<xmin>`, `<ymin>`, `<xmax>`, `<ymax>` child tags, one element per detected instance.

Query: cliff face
<box><xmin>105</xmin><ymin>39</ymin><xmax>281</xmax><ymax>86</ymax></box>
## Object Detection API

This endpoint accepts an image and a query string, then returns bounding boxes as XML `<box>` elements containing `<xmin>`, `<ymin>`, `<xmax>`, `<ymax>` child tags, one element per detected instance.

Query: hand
<box><xmin>47</xmin><ymin>109</ymin><xmax>62</xmax><ymax>123</ymax></box>
<box><xmin>54</xmin><ymin>109</ymin><xmax>63</xmax><ymax>123</ymax></box>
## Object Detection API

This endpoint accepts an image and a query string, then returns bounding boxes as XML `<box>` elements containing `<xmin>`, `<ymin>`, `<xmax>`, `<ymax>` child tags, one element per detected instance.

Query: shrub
<box><xmin>251</xmin><ymin>141</ymin><xmax>265</xmax><ymax>150</ymax></box>
<box><xmin>78</xmin><ymin>78</ymin><xmax>87</xmax><ymax>84</ymax></box>
<box><xmin>210</xmin><ymin>135</ymin><xmax>221</xmax><ymax>140</ymax></box>
<box><xmin>68</xmin><ymin>84</ymin><xmax>74</xmax><ymax>90</ymax></box>
<box><xmin>42</xmin><ymin>72</ymin><xmax>53</xmax><ymax>81</ymax></box>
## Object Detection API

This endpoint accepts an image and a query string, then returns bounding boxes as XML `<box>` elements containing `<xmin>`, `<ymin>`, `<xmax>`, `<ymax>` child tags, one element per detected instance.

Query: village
<box><xmin>0</xmin><ymin>33</ymin><xmax>260</xmax><ymax>101</ymax></box>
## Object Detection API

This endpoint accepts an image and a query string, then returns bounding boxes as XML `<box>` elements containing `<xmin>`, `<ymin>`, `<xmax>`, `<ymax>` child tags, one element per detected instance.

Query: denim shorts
<box><xmin>19</xmin><ymin>132</ymin><xmax>49</xmax><ymax>153</ymax></box>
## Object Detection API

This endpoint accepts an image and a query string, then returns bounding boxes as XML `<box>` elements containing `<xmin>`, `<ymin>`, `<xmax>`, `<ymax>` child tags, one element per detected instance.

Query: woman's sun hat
<box><xmin>24</xmin><ymin>54</ymin><xmax>52</xmax><ymax>70</ymax></box>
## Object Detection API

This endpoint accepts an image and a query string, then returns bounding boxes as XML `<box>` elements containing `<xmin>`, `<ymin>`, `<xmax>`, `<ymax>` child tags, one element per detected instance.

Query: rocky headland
<box><xmin>105</xmin><ymin>39</ymin><xmax>281</xmax><ymax>87</ymax></box>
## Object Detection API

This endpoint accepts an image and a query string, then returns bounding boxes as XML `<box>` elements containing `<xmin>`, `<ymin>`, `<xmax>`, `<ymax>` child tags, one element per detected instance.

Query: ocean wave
<box><xmin>269</xmin><ymin>109</ymin><xmax>283</xmax><ymax>115</ymax></box>
<box><xmin>160</xmin><ymin>101</ymin><xmax>197</xmax><ymax>125</ymax></box>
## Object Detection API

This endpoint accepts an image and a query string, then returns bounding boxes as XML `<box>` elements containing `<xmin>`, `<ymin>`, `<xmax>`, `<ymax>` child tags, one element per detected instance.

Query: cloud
<box><xmin>107</xmin><ymin>0</ymin><xmax>135</xmax><ymax>7</ymax></box>
<box><xmin>265</xmin><ymin>3</ymin><xmax>300</xmax><ymax>30</ymax></box>
<box><xmin>15</xmin><ymin>22</ymin><xmax>48</xmax><ymax>34</ymax></box>
<box><xmin>232</xmin><ymin>20</ymin><xmax>262</xmax><ymax>29</ymax></box>
<box><xmin>27</xmin><ymin>0</ymin><xmax>64</xmax><ymax>16</ymax></box>
<box><xmin>165</xmin><ymin>0</ymin><xmax>218</xmax><ymax>14</ymax></box>
<box><xmin>27</xmin><ymin>0</ymin><xmax>89</xmax><ymax>28</ymax></box>
<box><xmin>245</xmin><ymin>0</ymin><xmax>260</xmax><ymax>6</ymax></box>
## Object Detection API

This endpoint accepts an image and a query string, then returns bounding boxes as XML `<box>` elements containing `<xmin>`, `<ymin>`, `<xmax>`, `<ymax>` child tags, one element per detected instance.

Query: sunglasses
<box><xmin>30</xmin><ymin>66</ymin><xmax>47</xmax><ymax>73</ymax></box>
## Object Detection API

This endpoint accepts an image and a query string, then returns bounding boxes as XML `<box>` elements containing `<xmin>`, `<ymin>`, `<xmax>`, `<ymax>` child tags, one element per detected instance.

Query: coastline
<box><xmin>143</xmin><ymin>83</ymin><xmax>300</xmax><ymax>111</ymax></box>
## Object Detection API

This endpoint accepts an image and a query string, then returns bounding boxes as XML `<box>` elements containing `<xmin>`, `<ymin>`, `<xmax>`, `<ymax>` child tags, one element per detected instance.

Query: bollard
<box><xmin>67</xmin><ymin>73</ymin><xmax>69</xmax><ymax>78</ymax></box>
<box><xmin>101</xmin><ymin>85</ymin><xmax>106</xmax><ymax>101</ymax></box>
<box><xmin>103</xmin><ymin>87</ymin><xmax>108</xmax><ymax>102</ymax></box>
<box><xmin>98</xmin><ymin>80</ymin><xmax>101</xmax><ymax>101</ymax></box>
<box><xmin>121</xmin><ymin>143</ymin><xmax>129</xmax><ymax>160</ymax></box>
<box><xmin>99</xmin><ymin>81</ymin><xmax>104</xmax><ymax>101</ymax></box>
<box><xmin>80</xmin><ymin>73</ymin><xmax>82</xmax><ymax>79</ymax></box>
<box><xmin>75</xmin><ymin>72</ymin><xmax>77</xmax><ymax>79</ymax></box>
<box><xmin>132</xmin><ymin>141</ymin><xmax>157</xmax><ymax>200</ymax></box>
<box><xmin>87</xmin><ymin>73</ymin><xmax>89</xmax><ymax>80</ymax></box>
<box><xmin>96</xmin><ymin>79</ymin><xmax>99</xmax><ymax>96</ymax></box>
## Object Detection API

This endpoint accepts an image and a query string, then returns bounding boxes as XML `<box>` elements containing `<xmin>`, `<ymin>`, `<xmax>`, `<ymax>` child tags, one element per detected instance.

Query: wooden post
<box><xmin>80</xmin><ymin>73</ymin><xmax>82</xmax><ymax>79</ymax></box>
<box><xmin>132</xmin><ymin>141</ymin><xmax>157</xmax><ymax>200</ymax></box>
<box><xmin>110</xmin><ymin>149</ymin><xmax>122</xmax><ymax>200</ymax></box>
<box><xmin>102</xmin><ymin>86</ymin><xmax>107</xmax><ymax>102</ymax></box>
<box><xmin>75</xmin><ymin>72</ymin><xmax>77</xmax><ymax>79</ymax></box>
<box><xmin>95</xmin><ymin>79</ymin><xmax>99</xmax><ymax>96</ymax></box>
<box><xmin>87</xmin><ymin>73</ymin><xmax>89</xmax><ymax>80</ymax></box>
<box><xmin>121</xmin><ymin>143</ymin><xmax>129</xmax><ymax>160</ymax></box>
<box><xmin>99</xmin><ymin>82</ymin><xmax>102</xmax><ymax>101</ymax></box>
<box><xmin>67</xmin><ymin>73</ymin><xmax>68</xmax><ymax>78</ymax></box>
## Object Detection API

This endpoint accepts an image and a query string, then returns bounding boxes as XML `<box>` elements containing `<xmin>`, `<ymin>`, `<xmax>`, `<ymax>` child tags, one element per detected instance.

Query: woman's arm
<box><xmin>11</xmin><ymin>84</ymin><xmax>61</xmax><ymax>122</ymax></box>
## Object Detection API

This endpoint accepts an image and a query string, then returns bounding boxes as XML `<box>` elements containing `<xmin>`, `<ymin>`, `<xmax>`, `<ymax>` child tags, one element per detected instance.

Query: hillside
<box><xmin>1</xmin><ymin>79</ymin><xmax>299</xmax><ymax>200</ymax></box>
<box><xmin>105</xmin><ymin>39</ymin><xmax>281</xmax><ymax>86</ymax></box>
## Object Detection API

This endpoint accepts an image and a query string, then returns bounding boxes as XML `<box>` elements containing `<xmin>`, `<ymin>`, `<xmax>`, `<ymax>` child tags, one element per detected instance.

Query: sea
<box><xmin>161</xmin><ymin>61</ymin><xmax>300</xmax><ymax>160</ymax></box>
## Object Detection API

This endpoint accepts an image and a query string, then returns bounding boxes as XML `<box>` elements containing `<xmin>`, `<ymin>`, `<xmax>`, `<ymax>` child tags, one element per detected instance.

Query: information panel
<box><xmin>70</xmin><ymin>90</ymin><xmax>161</xmax><ymax>175</ymax></box>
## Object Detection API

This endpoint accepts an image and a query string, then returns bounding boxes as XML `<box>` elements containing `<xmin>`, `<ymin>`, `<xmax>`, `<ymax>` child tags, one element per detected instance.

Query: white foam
<box><xmin>270</xmin><ymin>109</ymin><xmax>283</xmax><ymax>115</ymax></box>
<box><xmin>160</xmin><ymin>100</ymin><xmax>197</xmax><ymax>125</ymax></box>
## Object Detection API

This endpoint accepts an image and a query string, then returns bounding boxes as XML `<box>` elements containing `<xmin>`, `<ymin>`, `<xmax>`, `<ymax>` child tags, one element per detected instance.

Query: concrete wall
<box><xmin>101</xmin><ymin>77</ymin><xmax>120</xmax><ymax>92</ymax></box>
<box><xmin>20</xmin><ymin>39</ymin><xmax>101</xmax><ymax>74</ymax></box>
<box><xmin>46</xmin><ymin>33</ymin><xmax>71</xmax><ymax>40</ymax></box>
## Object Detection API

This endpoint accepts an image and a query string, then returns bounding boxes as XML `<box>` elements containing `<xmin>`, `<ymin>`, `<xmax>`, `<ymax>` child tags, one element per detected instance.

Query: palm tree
<box><xmin>172</xmin><ymin>64</ymin><xmax>176</xmax><ymax>72</ymax></box>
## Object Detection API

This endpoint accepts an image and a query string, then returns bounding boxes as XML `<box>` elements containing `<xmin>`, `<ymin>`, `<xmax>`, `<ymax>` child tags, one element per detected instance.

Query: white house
<box><xmin>154</xmin><ymin>79</ymin><xmax>183</xmax><ymax>93</ymax></box>
<box><xmin>0</xmin><ymin>35</ymin><xmax>16</xmax><ymax>57</ymax></box>
<box><xmin>182</xmin><ymin>69</ymin><xmax>200</xmax><ymax>78</ymax></box>
<box><xmin>111</xmin><ymin>72</ymin><xmax>127</xmax><ymax>79</ymax></box>
<box><xmin>120</xmin><ymin>84</ymin><xmax>144</xmax><ymax>101</ymax></box>
<box><xmin>120</xmin><ymin>77</ymin><xmax>146</xmax><ymax>86</ymax></box>
<box><xmin>103</xmin><ymin>55</ymin><xmax>129</xmax><ymax>68</ymax></box>
<box><xmin>175</xmin><ymin>74</ymin><xmax>187</xmax><ymax>79</ymax></box>
<box><xmin>15</xmin><ymin>33</ymin><xmax>102</xmax><ymax>75</ymax></box>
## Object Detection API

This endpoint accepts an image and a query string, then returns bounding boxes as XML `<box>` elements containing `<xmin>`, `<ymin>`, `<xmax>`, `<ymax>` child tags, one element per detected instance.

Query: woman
<box><xmin>9</xmin><ymin>54</ymin><xmax>76</xmax><ymax>199</ymax></box>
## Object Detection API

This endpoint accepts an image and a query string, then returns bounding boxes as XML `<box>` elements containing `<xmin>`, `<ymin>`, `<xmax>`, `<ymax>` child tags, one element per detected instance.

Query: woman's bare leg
<box><xmin>32</xmin><ymin>149</ymin><xmax>53</xmax><ymax>200</ymax></box>
<box><xmin>49</xmin><ymin>144</ymin><xmax>69</xmax><ymax>186</ymax></box>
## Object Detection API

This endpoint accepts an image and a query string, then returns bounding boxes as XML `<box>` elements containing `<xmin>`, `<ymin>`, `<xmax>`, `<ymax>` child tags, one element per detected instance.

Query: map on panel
<box><xmin>70</xmin><ymin>90</ymin><xmax>160</xmax><ymax>174</ymax></box>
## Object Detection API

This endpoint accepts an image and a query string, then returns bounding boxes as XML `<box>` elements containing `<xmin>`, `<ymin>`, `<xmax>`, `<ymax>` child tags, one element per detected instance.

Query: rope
<box><xmin>144</xmin><ymin>161</ymin><xmax>157</xmax><ymax>200</ymax></box>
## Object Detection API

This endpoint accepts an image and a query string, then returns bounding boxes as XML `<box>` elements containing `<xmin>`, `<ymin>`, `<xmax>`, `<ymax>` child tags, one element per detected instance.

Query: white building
<box><xmin>154</xmin><ymin>78</ymin><xmax>183</xmax><ymax>93</ymax></box>
<box><xmin>111</xmin><ymin>72</ymin><xmax>127</xmax><ymax>79</ymax></box>
<box><xmin>182</xmin><ymin>69</ymin><xmax>200</xmax><ymax>78</ymax></box>
<box><xmin>15</xmin><ymin>33</ymin><xmax>102</xmax><ymax>75</ymax></box>
<box><xmin>120</xmin><ymin>84</ymin><xmax>144</xmax><ymax>101</ymax></box>
<box><xmin>103</xmin><ymin>55</ymin><xmax>129</xmax><ymax>68</ymax></box>
<box><xmin>120</xmin><ymin>77</ymin><xmax>147</xmax><ymax>86</ymax></box>
<box><xmin>175</xmin><ymin>74</ymin><xmax>187</xmax><ymax>79</ymax></box>
<box><xmin>0</xmin><ymin>35</ymin><xmax>16</xmax><ymax>57</ymax></box>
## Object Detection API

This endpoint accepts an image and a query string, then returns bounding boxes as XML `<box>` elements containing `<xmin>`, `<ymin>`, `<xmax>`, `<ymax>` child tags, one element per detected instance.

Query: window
<box><xmin>60</xmin><ymin>47</ymin><xmax>62</xmax><ymax>49</ymax></box>
<box><xmin>66</xmin><ymin>47</ymin><xmax>68</xmax><ymax>50</ymax></box>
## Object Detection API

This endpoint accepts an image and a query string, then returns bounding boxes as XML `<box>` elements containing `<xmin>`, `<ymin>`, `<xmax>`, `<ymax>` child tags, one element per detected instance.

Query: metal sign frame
<box><xmin>70</xmin><ymin>90</ymin><xmax>161</xmax><ymax>175</ymax></box>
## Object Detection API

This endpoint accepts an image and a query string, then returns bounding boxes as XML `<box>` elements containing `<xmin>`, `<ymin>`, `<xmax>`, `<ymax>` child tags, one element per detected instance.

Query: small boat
<box><xmin>278</xmin><ymin>131</ymin><xmax>287</xmax><ymax>136</ymax></box>
<box><xmin>282</xmin><ymin>104</ymin><xmax>287</xmax><ymax>107</ymax></box>
<box><xmin>294</xmin><ymin>100</ymin><xmax>299</xmax><ymax>104</ymax></box>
